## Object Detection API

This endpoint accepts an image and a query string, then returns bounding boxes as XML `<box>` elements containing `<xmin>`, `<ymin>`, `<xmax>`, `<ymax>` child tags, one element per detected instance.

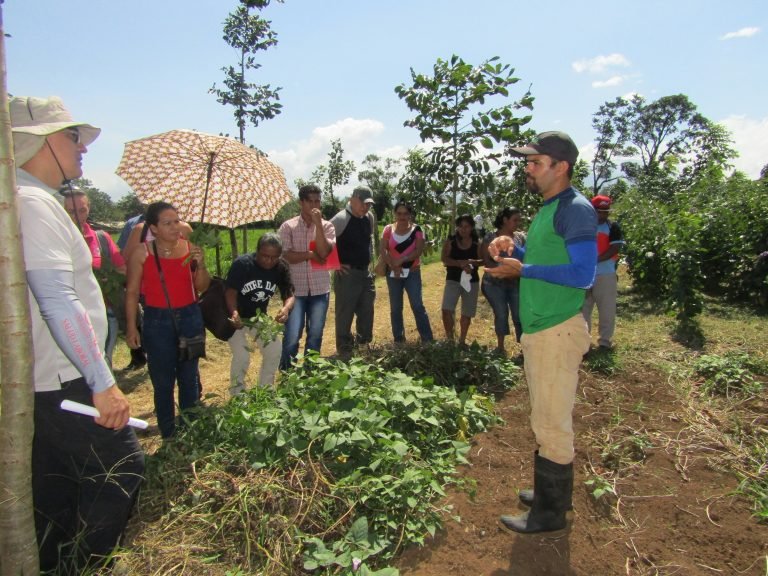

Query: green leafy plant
<box><xmin>583</xmin><ymin>346</ymin><xmax>621</xmax><ymax>376</ymax></box>
<box><xmin>692</xmin><ymin>352</ymin><xmax>764</xmax><ymax>397</ymax></box>
<box><xmin>187</xmin><ymin>224</ymin><xmax>222</xmax><ymax>250</ymax></box>
<box><xmin>94</xmin><ymin>266</ymin><xmax>125</xmax><ymax>308</ymax></box>
<box><xmin>240</xmin><ymin>309</ymin><xmax>283</xmax><ymax>344</ymax></box>
<box><xmin>303</xmin><ymin>516</ymin><xmax>397</xmax><ymax>574</ymax></box>
<box><xmin>736</xmin><ymin>435</ymin><xmax>768</xmax><ymax>524</ymax></box>
<box><xmin>601</xmin><ymin>432</ymin><xmax>652</xmax><ymax>471</ymax></box>
<box><xmin>619</xmin><ymin>164</ymin><xmax>768</xmax><ymax>310</ymax></box>
<box><xmin>665</xmin><ymin>210</ymin><xmax>705</xmax><ymax>347</ymax></box>
<box><xmin>365</xmin><ymin>340</ymin><xmax>521</xmax><ymax>394</ymax></box>
<box><xmin>584</xmin><ymin>475</ymin><xmax>617</xmax><ymax>501</ymax></box>
<box><xmin>140</xmin><ymin>355</ymin><xmax>498</xmax><ymax>573</ymax></box>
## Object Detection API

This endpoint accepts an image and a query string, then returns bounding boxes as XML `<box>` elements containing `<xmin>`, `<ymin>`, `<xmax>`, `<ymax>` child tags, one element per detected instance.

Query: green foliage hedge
<box><xmin>616</xmin><ymin>171</ymin><xmax>768</xmax><ymax>343</ymax></box>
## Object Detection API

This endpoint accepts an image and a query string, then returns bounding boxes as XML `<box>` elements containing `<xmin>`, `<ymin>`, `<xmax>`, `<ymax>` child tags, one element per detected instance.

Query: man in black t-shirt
<box><xmin>331</xmin><ymin>186</ymin><xmax>378</xmax><ymax>357</ymax></box>
<box><xmin>225</xmin><ymin>234</ymin><xmax>295</xmax><ymax>394</ymax></box>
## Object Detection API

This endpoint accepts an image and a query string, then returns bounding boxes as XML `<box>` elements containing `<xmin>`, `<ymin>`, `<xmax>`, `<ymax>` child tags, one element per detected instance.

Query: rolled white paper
<box><xmin>60</xmin><ymin>399</ymin><xmax>148</xmax><ymax>430</ymax></box>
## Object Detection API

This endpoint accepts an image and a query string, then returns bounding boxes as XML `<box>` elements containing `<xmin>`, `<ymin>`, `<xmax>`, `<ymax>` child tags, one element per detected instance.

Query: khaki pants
<box><xmin>228</xmin><ymin>326</ymin><xmax>283</xmax><ymax>393</ymax></box>
<box><xmin>521</xmin><ymin>313</ymin><xmax>591</xmax><ymax>465</ymax></box>
<box><xmin>582</xmin><ymin>273</ymin><xmax>618</xmax><ymax>348</ymax></box>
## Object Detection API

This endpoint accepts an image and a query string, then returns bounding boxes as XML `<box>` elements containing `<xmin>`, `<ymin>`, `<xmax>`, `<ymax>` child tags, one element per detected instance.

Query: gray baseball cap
<box><xmin>351</xmin><ymin>185</ymin><xmax>375</xmax><ymax>204</ymax></box>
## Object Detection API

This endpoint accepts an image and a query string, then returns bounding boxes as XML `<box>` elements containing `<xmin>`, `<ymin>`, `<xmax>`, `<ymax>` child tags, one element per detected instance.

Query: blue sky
<box><xmin>5</xmin><ymin>0</ymin><xmax>767</xmax><ymax>200</ymax></box>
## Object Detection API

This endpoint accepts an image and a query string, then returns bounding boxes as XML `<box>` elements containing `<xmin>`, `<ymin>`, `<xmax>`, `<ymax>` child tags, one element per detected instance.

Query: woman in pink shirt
<box><xmin>380</xmin><ymin>201</ymin><xmax>433</xmax><ymax>343</ymax></box>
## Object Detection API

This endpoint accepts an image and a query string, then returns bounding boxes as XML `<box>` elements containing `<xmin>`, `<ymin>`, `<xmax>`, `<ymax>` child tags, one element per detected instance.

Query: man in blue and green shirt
<box><xmin>488</xmin><ymin>131</ymin><xmax>597</xmax><ymax>534</ymax></box>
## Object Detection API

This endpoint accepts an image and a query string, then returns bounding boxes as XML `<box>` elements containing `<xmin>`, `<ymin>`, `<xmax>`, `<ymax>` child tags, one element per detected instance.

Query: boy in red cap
<box><xmin>583</xmin><ymin>195</ymin><xmax>625</xmax><ymax>350</ymax></box>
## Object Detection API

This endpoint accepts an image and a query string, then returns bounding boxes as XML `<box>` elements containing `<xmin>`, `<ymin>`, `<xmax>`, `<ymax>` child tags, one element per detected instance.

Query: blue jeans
<box><xmin>142</xmin><ymin>304</ymin><xmax>203</xmax><ymax>438</ymax></box>
<box><xmin>482</xmin><ymin>277</ymin><xmax>522</xmax><ymax>342</ymax></box>
<box><xmin>280</xmin><ymin>292</ymin><xmax>330</xmax><ymax>369</ymax></box>
<box><xmin>386</xmin><ymin>268</ymin><xmax>433</xmax><ymax>342</ymax></box>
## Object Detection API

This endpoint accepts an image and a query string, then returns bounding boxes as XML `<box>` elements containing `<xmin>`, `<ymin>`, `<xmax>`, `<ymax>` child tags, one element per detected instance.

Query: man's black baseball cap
<box><xmin>510</xmin><ymin>131</ymin><xmax>579</xmax><ymax>165</ymax></box>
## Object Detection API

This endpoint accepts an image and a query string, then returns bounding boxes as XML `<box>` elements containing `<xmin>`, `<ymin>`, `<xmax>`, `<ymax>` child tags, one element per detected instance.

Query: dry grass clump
<box><xmin>121</xmin><ymin>450</ymin><xmax>347</xmax><ymax>575</ymax></box>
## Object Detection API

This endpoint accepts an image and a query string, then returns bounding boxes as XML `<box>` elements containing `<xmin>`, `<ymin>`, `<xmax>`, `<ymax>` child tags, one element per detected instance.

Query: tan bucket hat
<box><xmin>10</xmin><ymin>96</ymin><xmax>100</xmax><ymax>165</ymax></box>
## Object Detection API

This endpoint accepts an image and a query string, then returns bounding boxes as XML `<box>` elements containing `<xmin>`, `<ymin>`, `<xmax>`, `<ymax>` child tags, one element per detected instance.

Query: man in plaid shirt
<box><xmin>279</xmin><ymin>184</ymin><xmax>336</xmax><ymax>368</ymax></box>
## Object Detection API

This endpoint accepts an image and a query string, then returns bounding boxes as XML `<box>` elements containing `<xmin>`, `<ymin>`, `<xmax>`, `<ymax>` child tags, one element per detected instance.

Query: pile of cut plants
<box><xmin>119</xmin><ymin>349</ymin><xmax>521</xmax><ymax>575</ymax></box>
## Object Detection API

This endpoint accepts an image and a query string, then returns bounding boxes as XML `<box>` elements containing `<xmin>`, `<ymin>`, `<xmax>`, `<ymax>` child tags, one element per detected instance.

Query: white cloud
<box><xmin>578</xmin><ymin>141</ymin><xmax>598</xmax><ymax>167</ymax></box>
<box><xmin>719</xmin><ymin>115</ymin><xmax>768</xmax><ymax>178</ymax></box>
<box><xmin>720</xmin><ymin>27</ymin><xmax>760</xmax><ymax>40</ymax></box>
<box><xmin>267</xmin><ymin>117</ymin><xmax>401</xmax><ymax>195</ymax></box>
<box><xmin>572</xmin><ymin>53</ymin><xmax>631</xmax><ymax>74</ymax></box>
<box><xmin>592</xmin><ymin>76</ymin><xmax>627</xmax><ymax>89</ymax></box>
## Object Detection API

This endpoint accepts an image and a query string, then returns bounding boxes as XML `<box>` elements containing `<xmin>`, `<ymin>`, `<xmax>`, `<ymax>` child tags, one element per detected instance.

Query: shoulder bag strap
<box><xmin>95</xmin><ymin>230</ymin><xmax>113</xmax><ymax>271</ymax></box>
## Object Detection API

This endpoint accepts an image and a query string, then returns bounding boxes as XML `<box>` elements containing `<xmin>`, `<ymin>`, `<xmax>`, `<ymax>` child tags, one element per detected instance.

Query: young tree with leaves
<box><xmin>395</xmin><ymin>54</ymin><xmax>533</xmax><ymax>222</ymax></box>
<box><xmin>210</xmin><ymin>0</ymin><xmax>283</xmax><ymax>256</ymax></box>
<box><xmin>296</xmin><ymin>139</ymin><xmax>356</xmax><ymax>219</ymax></box>
<box><xmin>0</xmin><ymin>10</ymin><xmax>39</xmax><ymax>573</ymax></box>
<box><xmin>322</xmin><ymin>139</ymin><xmax>355</xmax><ymax>217</ymax></box>
<box><xmin>357</xmin><ymin>154</ymin><xmax>399</xmax><ymax>221</ymax></box>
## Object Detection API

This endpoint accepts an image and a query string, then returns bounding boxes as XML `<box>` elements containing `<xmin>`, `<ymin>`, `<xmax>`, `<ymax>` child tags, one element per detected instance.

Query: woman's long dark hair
<box><xmin>145</xmin><ymin>201</ymin><xmax>176</xmax><ymax>226</ymax></box>
<box><xmin>452</xmin><ymin>213</ymin><xmax>478</xmax><ymax>242</ymax></box>
<box><xmin>393</xmin><ymin>200</ymin><xmax>414</xmax><ymax>216</ymax></box>
<box><xmin>494</xmin><ymin>207</ymin><xmax>521</xmax><ymax>230</ymax></box>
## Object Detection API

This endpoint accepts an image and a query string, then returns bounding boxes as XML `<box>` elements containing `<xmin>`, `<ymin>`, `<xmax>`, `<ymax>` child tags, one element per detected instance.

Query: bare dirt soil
<box><xmin>396</xmin><ymin>368</ymin><xmax>767</xmax><ymax>576</ymax></box>
<box><xmin>113</xmin><ymin>262</ymin><xmax>768</xmax><ymax>575</ymax></box>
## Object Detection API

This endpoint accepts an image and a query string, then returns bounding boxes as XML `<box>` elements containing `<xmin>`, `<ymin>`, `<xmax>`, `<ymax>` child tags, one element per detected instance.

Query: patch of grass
<box><xmin>737</xmin><ymin>434</ymin><xmax>768</xmax><ymax>523</ymax></box>
<box><xmin>583</xmin><ymin>346</ymin><xmax>621</xmax><ymax>376</ymax></box>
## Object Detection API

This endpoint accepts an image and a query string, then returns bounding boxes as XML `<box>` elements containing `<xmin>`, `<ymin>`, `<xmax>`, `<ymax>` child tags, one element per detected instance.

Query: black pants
<box><xmin>33</xmin><ymin>379</ymin><xmax>145</xmax><ymax>574</ymax></box>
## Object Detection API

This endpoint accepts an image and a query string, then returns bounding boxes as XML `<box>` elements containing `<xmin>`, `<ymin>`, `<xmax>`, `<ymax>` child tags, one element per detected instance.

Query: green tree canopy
<box><xmin>296</xmin><ymin>139</ymin><xmax>356</xmax><ymax>219</ymax></box>
<box><xmin>115</xmin><ymin>191</ymin><xmax>145</xmax><ymax>220</ymax></box>
<box><xmin>357</xmin><ymin>154</ymin><xmax>399</xmax><ymax>221</ymax></box>
<box><xmin>69</xmin><ymin>178</ymin><xmax>118</xmax><ymax>223</ymax></box>
<box><xmin>395</xmin><ymin>54</ymin><xmax>534</xmax><ymax>221</ymax></box>
<box><xmin>591</xmin><ymin>94</ymin><xmax>737</xmax><ymax>199</ymax></box>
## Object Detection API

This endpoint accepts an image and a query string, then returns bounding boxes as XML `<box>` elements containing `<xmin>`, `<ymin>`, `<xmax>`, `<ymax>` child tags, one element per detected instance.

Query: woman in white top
<box><xmin>379</xmin><ymin>201</ymin><xmax>433</xmax><ymax>343</ymax></box>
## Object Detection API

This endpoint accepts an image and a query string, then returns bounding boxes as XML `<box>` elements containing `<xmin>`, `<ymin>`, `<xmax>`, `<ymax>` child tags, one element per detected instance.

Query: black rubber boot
<box><xmin>501</xmin><ymin>454</ymin><xmax>573</xmax><ymax>533</ymax></box>
<box><xmin>517</xmin><ymin>469</ymin><xmax>573</xmax><ymax>510</ymax></box>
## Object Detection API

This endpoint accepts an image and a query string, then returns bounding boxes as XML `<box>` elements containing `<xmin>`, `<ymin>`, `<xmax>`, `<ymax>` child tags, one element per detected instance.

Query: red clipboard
<box><xmin>309</xmin><ymin>241</ymin><xmax>341</xmax><ymax>271</ymax></box>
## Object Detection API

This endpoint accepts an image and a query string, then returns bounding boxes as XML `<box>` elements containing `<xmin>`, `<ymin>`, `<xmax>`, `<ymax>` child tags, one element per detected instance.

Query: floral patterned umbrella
<box><xmin>116</xmin><ymin>129</ymin><xmax>292</xmax><ymax>228</ymax></box>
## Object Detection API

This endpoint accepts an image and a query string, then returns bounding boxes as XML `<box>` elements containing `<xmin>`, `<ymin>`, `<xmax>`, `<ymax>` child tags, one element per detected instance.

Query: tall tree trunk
<box><xmin>229</xmin><ymin>228</ymin><xmax>238</xmax><ymax>260</ymax></box>
<box><xmin>0</xmin><ymin>7</ymin><xmax>40</xmax><ymax>574</ymax></box>
<box><xmin>215</xmin><ymin>229</ymin><xmax>222</xmax><ymax>277</ymax></box>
